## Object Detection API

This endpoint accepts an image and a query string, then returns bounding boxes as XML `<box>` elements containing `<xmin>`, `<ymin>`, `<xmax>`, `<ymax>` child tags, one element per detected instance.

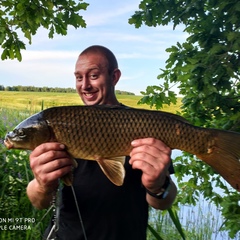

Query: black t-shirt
<box><xmin>43</xmin><ymin>156</ymin><xmax>149</xmax><ymax>240</ymax></box>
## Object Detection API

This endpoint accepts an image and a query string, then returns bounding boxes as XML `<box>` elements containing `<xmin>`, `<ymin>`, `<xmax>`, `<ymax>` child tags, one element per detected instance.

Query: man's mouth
<box><xmin>82</xmin><ymin>92</ymin><xmax>99</xmax><ymax>102</ymax></box>
<box><xmin>83</xmin><ymin>91</ymin><xmax>97</xmax><ymax>98</ymax></box>
<box><xmin>84</xmin><ymin>93</ymin><xmax>94</xmax><ymax>97</ymax></box>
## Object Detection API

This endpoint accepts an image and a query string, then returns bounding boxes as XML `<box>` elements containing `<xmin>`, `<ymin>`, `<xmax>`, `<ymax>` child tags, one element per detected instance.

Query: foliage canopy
<box><xmin>0</xmin><ymin>0</ymin><xmax>88</xmax><ymax>61</ymax></box>
<box><xmin>130</xmin><ymin>0</ymin><xmax>240</xmax><ymax>237</ymax></box>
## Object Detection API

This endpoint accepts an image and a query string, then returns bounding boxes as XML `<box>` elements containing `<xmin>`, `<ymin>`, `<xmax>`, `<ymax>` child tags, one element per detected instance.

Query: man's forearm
<box><xmin>146</xmin><ymin>178</ymin><xmax>177</xmax><ymax>210</ymax></box>
<box><xmin>26</xmin><ymin>179</ymin><xmax>55</xmax><ymax>210</ymax></box>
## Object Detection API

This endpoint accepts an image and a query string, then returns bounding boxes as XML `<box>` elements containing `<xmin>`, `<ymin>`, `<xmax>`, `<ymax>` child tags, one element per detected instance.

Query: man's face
<box><xmin>74</xmin><ymin>53</ymin><xmax>117</xmax><ymax>105</ymax></box>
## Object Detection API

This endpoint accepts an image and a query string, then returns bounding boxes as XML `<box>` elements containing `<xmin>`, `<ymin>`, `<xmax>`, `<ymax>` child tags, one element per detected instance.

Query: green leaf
<box><xmin>48</xmin><ymin>25</ymin><xmax>54</xmax><ymax>39</ymax></box>
<box><xmin>147</xmin><ymin>224</ymin><xmax>164</xmax><ymax>240</ymax></box>
<box><xmin>1</xmin><ymin>48</ymin><xmax>9</xmax><ymax>60</ymax></box>
<box><xmin>0</xmin><ymin>32</ymin><xmax>6</xmax><ymax>44</ymax></box>
<box><xmin>15</xmin><ymin>48</ymin><xmax>22</xmax><ymax>61</ymax></box>
<box><xmin>24</xmin><ymin>30</ymin><xmax>31</xmax><ymax>43</ymax></box>
<box><xmin>0</xmin><ymin>0</ymin><xmax>89</xmax><ymax>61</ymax></box>
<box><xmin>168</xmin><ymin>208</ymin><xmax>186</xmax><ymax>240</ymax></box>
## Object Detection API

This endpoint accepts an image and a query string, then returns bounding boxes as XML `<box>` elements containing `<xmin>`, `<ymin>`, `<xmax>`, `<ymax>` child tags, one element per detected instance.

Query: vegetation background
<box><xmin>1</xmin><ymin>0</ymin><xmax>239</xmax><ymax>239</ymax></box>
<box><xmin>0</xmin><ymin>90</ymin><xmax>239</xmax><ymax>240</ymax></box>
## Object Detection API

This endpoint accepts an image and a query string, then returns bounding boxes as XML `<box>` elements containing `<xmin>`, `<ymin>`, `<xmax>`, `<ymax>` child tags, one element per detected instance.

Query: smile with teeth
<box><xmin>85</xmin><ymin>93</ymin><xmax>94</xmax><ymax>96</ymax></box>
<box><xmin>83</xmin><ymin>92</ymin><xmax>98</xmax><ymax>100</ymax></box>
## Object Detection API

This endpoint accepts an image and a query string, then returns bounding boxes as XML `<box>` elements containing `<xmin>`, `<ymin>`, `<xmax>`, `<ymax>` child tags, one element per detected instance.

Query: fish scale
<box><xmin>46</xmin><ymin>106</ymin><xmax>188</xmax><ymax>156</ymax></box>
<box><xmin>4</xmin><ymin>105</ymin><xmax>240</xmax><ymax>191</ymax></box>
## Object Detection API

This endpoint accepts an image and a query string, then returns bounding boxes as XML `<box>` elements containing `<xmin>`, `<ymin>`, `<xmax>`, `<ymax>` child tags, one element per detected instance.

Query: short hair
<box><xmin>80</xmin><ymin>45</ymin><xmax>118</xmax><ymax>74</ymax></box>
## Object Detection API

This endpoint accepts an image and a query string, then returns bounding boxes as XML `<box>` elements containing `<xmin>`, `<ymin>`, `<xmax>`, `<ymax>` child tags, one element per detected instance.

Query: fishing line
<box><xmin>71</xmin><ymin>185</ymin><xmax>88</xmax><ymax>240</ymax></box>
<box><xmin>46</xmin><ymin>180</ymin><xmax>62</xmax><ymax>240</ymax></box>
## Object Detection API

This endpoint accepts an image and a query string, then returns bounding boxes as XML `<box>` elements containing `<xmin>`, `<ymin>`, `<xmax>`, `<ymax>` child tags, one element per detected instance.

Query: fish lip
<box><xmin>4</xmin><ymin>138</ymin><xmax>14</xmax><ymax>149</ymax></box>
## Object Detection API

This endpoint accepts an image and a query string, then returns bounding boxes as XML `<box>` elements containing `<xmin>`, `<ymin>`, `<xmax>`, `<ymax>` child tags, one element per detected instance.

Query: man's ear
<box><xmin>112</xmin><ymin>69</ymin><xmax>121</xmax><ymax>86</ymax></box>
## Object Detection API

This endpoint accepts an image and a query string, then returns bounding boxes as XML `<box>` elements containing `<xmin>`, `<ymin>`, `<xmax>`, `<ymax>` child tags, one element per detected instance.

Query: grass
<box><xmin>0</xmin><ymin>91</ymin><xmax>83</xmax><ymax>112</ymax></box>
<box><xmin>0</xmin><ymin>91</ymin><xmax>182</xmax><ymax>113</ymax></box>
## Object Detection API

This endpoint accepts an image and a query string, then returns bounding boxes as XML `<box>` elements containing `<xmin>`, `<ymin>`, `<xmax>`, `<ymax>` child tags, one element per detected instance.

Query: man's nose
<box><xmin>82</xmin><ymin>77</ymin><xmax>91</xmax><ymax>90</ymax></box>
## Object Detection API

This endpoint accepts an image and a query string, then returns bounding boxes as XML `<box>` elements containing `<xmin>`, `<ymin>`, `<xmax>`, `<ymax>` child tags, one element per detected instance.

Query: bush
<box><xmin>0</xmin><ymin>108</ymin><xmax>51</xmax><ymax>240</ymax></box>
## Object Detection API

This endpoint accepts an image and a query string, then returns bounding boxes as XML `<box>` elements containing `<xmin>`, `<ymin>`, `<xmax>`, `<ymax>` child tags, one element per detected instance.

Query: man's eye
<box><xmin>76</xmin><ymin>76</ymin><xmax>82</xmax><ymax>81</ymax></box>
<box><xmin>90</xmin><ymin>74</ymin><xmax>98</xmax><ymax>80</ymax></box>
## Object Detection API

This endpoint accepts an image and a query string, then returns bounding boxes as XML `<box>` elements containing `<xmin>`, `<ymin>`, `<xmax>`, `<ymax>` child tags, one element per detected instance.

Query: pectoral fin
<box><xmin>96</xmin><ymin>156</ymin><xmax>126</xmax><ymax>186</ymax></box>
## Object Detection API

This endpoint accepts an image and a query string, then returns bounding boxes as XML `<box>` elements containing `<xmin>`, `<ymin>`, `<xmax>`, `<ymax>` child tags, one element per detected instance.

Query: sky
<box><xmin>0</xmin><ymin>0</ymin><xmax>188</xmax><ymax>95</ymax></box>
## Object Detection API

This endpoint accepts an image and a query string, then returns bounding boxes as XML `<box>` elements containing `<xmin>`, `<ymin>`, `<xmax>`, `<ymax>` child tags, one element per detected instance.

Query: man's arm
<box><xmin>146</xmin><ymin>175</ymin><xmax>177</xmax><ymax>210</ymax></box>
<box><xmin>27</xmin><ymin>178</ymin><xmax>56</xmax><ymax>209</ymax></box>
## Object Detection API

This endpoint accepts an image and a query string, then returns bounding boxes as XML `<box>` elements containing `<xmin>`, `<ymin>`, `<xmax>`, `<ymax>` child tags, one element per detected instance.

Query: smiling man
<box><xmin>74</xmin><ymin>46</ymin><xmax>121</xmax><ymax>106</ymax></box>
<box><xmin>27</xmin><ymin>45</ymin><xmax>177</xmax><ymax>240</ymax></box>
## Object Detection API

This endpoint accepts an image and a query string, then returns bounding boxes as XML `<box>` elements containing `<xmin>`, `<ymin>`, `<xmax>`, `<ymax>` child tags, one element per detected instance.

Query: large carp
<box><xmin>4</xmin><ymin>105</ymin><xmax>240</xmax><ymax>191</ymax></box>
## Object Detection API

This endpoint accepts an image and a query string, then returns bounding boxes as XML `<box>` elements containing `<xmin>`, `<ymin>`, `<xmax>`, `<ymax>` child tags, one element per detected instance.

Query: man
<box><xmin>27</xmin><ymin>45</ymin><xmax>177</xmax><ymax>240</ymax></box>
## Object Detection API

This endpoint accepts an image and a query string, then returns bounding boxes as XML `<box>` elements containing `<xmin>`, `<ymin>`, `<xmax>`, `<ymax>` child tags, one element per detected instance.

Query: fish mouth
<box><xmin>3</xmin><ymin>138</ymin><xmax>14</xmax><ymax>149</ymax></box>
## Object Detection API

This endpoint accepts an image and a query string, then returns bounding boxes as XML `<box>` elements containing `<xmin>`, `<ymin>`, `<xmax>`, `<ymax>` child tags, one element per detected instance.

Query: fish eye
<box><xmin>17</xmin><ymin>129</ymin><xmax>26</xmax><ymax>137</ymax></box>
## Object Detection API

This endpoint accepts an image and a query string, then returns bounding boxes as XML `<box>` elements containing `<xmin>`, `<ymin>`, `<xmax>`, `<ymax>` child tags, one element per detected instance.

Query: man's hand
<box><xmin>129</xmin><ymin>138</ymin><xmax>177</xmax><ymax>210</ymax></box>
<box><xmin>129</xmin><ymin>138</ymin><xmax>171</xmax><ymax>192</ymax></box>
<box><xmin>30</xmin><ymin>142</ymin><xmax>74</xmax><ymax>192</ymax></box>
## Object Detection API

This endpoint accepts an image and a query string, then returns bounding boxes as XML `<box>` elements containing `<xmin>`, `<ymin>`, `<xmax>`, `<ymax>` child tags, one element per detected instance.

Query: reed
<box><xmin>148</xmin><ymin>199</ymin><xmax>240</xmax><ymax>240</ymax></box>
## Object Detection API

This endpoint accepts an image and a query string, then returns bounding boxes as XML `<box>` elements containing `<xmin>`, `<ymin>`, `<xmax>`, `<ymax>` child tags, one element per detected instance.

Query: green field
<box><xmin>0</xmin><ymin>91</ymin><xmax>182</xmax><ymax>113</ymax></box>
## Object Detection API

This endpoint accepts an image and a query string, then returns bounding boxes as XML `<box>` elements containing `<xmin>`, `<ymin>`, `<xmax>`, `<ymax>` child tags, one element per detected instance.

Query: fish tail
<box><xmin>196</xmin><ymin>129</ymin><xmax>240</xmax><ymax>192</ymax></box>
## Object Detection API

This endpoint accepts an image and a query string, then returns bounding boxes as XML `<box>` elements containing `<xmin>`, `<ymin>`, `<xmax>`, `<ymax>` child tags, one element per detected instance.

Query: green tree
<box><xmin>0</xmin><ymin>0</ymin><xmax>88</xmax><ymax>61</ymax></box>
<box><xmin>129</xmin><ymin>0</ymin><xmax>240</xmax><ymax>238</ymax></box>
